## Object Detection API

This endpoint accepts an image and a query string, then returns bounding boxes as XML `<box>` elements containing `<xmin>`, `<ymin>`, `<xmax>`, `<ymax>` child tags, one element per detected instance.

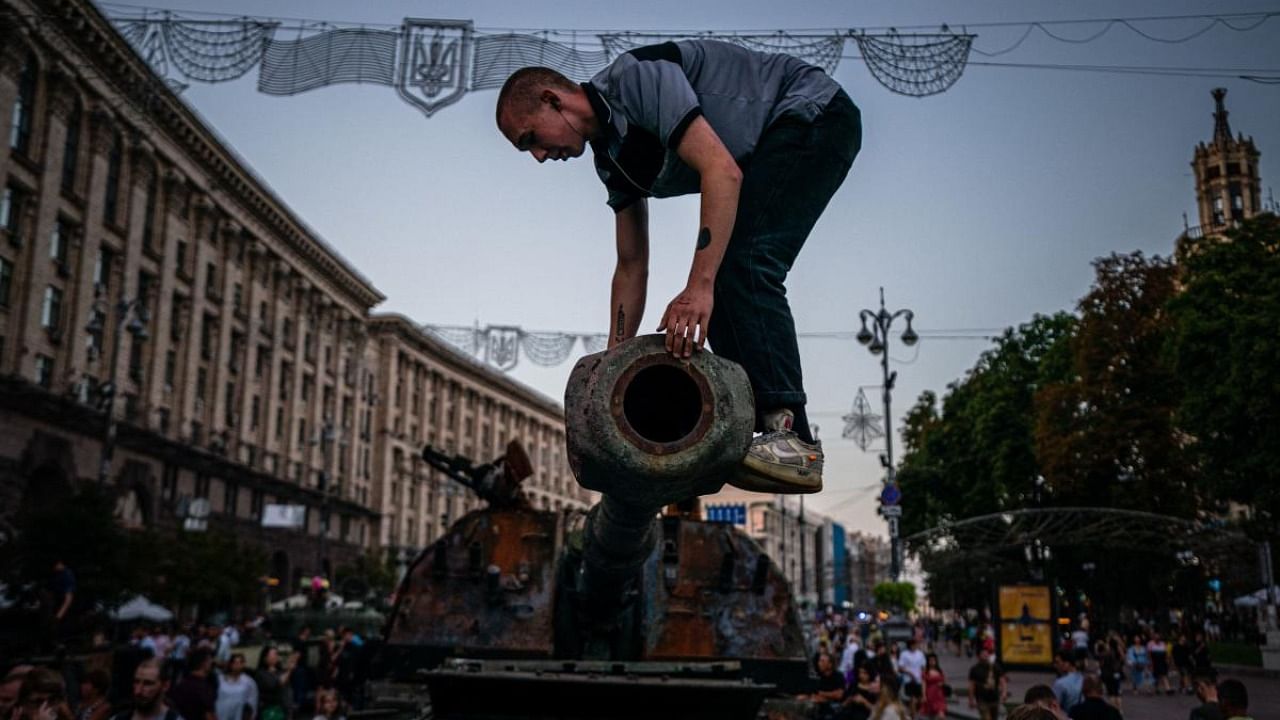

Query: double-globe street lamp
<box><xmin>856</xmin><ymin>287</ymin><xmax>917</xmax><ymax>582</ymax></box>
<box><xmin>86</xmin><ymin>294</ymin><xmax>149</xmax><ymax>485</ymax></box>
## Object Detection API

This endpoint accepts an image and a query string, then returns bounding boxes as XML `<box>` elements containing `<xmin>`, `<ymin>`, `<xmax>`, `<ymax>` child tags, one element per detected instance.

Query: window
<box><xmin>61</xmin><ymin>101</ymin><xmax>81</xmax><ymax>194</ymax></box>
<box><xmin>200</xmin><ymin>314</ymin><xmax>215</xmax><ymax>360</ymax></box>
<box><xmin>93</xmin><ymin>247</ymin><xmax>113</xmax><ymax>288</ymax></box>
<box><xmin>205</xmin><ymin>263</ymin><xmax>218</xmax><ymax>297</ymax></box>
<box><xmin>298</xmin><ymin>418</ymin><xmax>307</xmax><ymax>444</ymax></box>
<box><xmin>141</xmin><ymin>173</ymin><xmax>157</xmax><ymax>251</ymax></box>
<box><xmin>137</xmin><ymin>271</ymin><xmax>155</xmax><ymax>309</ymax></box>
<box><xmin>251</xmin><ymin>395</ymin><xmax>260</xmax><ymax>430</ymax></box>
<box><xmin>41</xmin><ymin>286</ymin><xmax>63</xmax><ymax>331</ymax></box>
<box><xmin>258</xmin><ymin>300</ymin><xmax>268</xmax><ymax>323</ymax></box>
<box><xmin>195</xmin><ymin>473</ymin><xmax>210</xmax><ymax>499</ymax></box>
<box><xmin>175</xmin><ymin>240</ymin><xmax>187</xmax><ymax>275</ymax></box>
<box><xmin>164</xmin><ymin>350</ymin><xmax>176</xmax><ymax>388</ymax></box>
<box><xmin>1</xmin><ymin>185</ymin><xmax>25</xmax><ymax>239</ymax></box>
<box><xmin>255</xmin><ymin>345</ymin><xmax>267</xmax><ymax>378</ymax></box>
<box><xmin>0</xmin><ymin>256</ymin><xmax>11</xmax><ymax>307</ymax></box>
<box><xmin>8</xmin><ymin>52</ymin><xmax>36</xmax><ymax>155</ymax></box>
<box><xmin>233</xmin><ymin>283</ymin><xmax>243</xmax><ymax>312</ymax></box>
<box><xmin>34</xmin><ymin>355</ymin><xmax>53</xmax><ymax>388</ymax></box>
<box><xmin>127</xmin><ymin>333</ymin><xmax>143</xmax><ymax>381</ymax></box>
<box><xmin>104</xmin><ymin>131</ymin><xmax>122</xmax><ymax>224</ymax></box>
<box><xmin>49</xmin><ymin>219</ymin><xmax>69</xmax><ymax>267</ymax></box>
<box><xmin>224</xmin><ymin>481</ymin><xmax>238</xmax><ymax>516</ymax></box>
<box><xmin>224</xmin><ymin>382</ymin><xmax>236</xmax><ymax>425</ymax></box>
<box><xmin>195</xmin><ymin>367</ymin><xmax>207</xmax><ymax>401</ymax></box>
<box><xmin>275</xmin><ymin>407</ymin><xmax>284</xmax><ymax>439</ymax></box>
<box><xmin>162</xmin><ymin>464</ymin><xmax>178</xmax><ymax>503</ymax></box>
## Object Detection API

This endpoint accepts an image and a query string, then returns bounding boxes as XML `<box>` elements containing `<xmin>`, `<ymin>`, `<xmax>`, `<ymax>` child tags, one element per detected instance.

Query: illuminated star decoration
<box><xmin>842</xmin><ymin>388</ymin><xmax>884</xmax><ymax>451</ymax></box>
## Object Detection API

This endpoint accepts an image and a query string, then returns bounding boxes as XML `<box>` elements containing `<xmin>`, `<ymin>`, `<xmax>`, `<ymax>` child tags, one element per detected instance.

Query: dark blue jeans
<box><xmin>708</xmin><ymin>89</ymin><xmax>862</xmax><ymax>430</ymax></box>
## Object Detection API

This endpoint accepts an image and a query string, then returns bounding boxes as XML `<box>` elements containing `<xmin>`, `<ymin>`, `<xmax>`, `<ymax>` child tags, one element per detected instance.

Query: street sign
<box><xmin>880</xmin><ymin>483</ymin><xmax>902</xmax><ymax>506</ymax></box>
<box><xmin>881</xmin><ymin>505</ymin><xmax>902</xmax><ymax>518</ymax></box>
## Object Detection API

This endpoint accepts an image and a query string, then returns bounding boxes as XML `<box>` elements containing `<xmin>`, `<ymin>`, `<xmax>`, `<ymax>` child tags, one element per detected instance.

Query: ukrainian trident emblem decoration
<box><xmin>396</xmin><ymin>19</ymin><xmax>474</xmax><ymax>118</ymax></box>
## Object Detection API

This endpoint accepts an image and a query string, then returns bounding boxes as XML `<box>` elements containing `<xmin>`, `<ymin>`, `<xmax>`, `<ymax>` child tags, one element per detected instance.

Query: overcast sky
<box><xmin>97</xmin><ymin>1</ymin><xmax>1280</xmax><ymax>537</ymax></box>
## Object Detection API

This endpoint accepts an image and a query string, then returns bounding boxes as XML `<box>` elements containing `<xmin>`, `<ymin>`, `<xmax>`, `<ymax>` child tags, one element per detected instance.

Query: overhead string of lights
<box><xmin>61</xmin><ymin>5</ymin><xmax>1279</xmax><ymax>118</ymax></box>
<box><xmin>419</xmin><ymin>323</ymin><xmax>1001</xmax><ymax>372</ymax></box>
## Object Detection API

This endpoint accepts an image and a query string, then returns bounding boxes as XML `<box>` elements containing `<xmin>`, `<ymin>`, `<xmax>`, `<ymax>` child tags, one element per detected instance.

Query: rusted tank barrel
<box><xmin>565</xmin><ymin>335</ymin><xmax>754</xmax><ymax>618</ymax></box>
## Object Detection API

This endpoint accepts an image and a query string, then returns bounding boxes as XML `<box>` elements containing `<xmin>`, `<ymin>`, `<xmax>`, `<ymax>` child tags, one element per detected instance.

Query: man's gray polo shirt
<box><xmin>585</xmin><ymin>39</ymin><xmax>843</xmax><ymax>211</ymax></box>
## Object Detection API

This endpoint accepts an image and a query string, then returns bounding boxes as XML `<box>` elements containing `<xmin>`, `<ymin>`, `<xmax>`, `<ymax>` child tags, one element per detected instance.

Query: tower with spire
<box><xmin>1190</xmin><ymin>88</ymin><xmax>1263</xmax><ymax>235</ymax></box>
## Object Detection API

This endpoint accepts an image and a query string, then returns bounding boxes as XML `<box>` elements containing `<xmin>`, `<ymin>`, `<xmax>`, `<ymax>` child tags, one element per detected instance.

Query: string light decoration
<box><xmin>852</xmin><ymin>31</ymin><xmax>974</xmax><ymax>96</ymax></box>
<box><xmin>841</xmin><ymin>388</ymin><xmax>885</xmax><ymax>450</ymax></box>
<box><xmin>100</xmin><ymin>10</ymin><xmax>978</xmax><ymax>110</ymax></box>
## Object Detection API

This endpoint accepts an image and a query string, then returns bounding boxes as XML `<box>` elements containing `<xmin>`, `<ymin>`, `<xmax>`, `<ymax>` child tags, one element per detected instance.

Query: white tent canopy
<box><xmin>110</xmin><ymin>595</ymin><xmax>174</xmax><ymax>622</ymax></box>
<box><xmin>268</xmin><ymin>593</ymin><xmax>346</xmax><ymax>611</ymax></box>
<box><xmin>1232</xmin><ymin>586</ymin><xmax>1280</xmax><ymax>608</ymax></box>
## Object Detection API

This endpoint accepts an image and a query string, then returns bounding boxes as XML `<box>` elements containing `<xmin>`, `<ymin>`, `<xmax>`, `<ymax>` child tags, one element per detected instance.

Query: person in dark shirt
<box><xmin>968</xmin><ymin>647</ymin><xmax>1007</xmax><ymax>720</ymax></box>
<box><xmin>798</xmin><ymin>652</ymin><xmax>845</xmax><ymax>704</ymax></box>
<box><xmin>1189</xmin><ymin>670</ymin><xmax>1223</xmax><ymax>720</ymax></box>
<box><xmin>169</xmin><ymin>649</ymin><xmax>216</xmax><ymax>720</ymax></box>
<box><xmin>1068</xmin><ymin>675</ymin><xmax>1122</xmax><ymax>720</ymax></box>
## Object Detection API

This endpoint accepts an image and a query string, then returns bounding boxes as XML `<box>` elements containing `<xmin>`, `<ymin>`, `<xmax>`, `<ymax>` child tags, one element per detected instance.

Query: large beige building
<box><xmin>0</xmin><ymin>0</ymin><xmax>587</xmax><ymax>595</ymax></box>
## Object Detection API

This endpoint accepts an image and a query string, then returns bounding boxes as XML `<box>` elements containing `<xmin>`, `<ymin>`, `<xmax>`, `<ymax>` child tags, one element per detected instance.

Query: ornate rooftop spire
<box><xmin>1212</xmin><ymin>87</ymin><xmax>1232</xmax><ymax>147</ymax></box>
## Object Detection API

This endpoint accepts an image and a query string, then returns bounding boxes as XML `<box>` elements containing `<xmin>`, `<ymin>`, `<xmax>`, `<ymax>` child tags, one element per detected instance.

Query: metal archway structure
<box><xmin>904</xmin><ymin>507</ymin><xmax>1257</xmax><ymax>581</ymax></box>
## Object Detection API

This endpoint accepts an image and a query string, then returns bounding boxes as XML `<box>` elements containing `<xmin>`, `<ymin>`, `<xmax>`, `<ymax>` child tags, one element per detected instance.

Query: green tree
<box><xmin>898</xmin><ymin>313</ymin><xmax>1077</xmax><ymax>536</ymax></box>
<box><xmin>0</xmin><ymin>483</ymin><xmax>141</xmax><ymax>608</ymax></box>
<box><xmin>1034</xmin><ymin>251</ymin><xmax>1195</xmax><ymax>516</ymax></box>
<box><xmin>1167</xmin><ymin>214</ymin><xmax>1280</xmax><ymax>538</ymax></box>
<box><xmin>872</xmin><ymin>581</ymin><xmax>917</xmax><ymax>613</ymax></box>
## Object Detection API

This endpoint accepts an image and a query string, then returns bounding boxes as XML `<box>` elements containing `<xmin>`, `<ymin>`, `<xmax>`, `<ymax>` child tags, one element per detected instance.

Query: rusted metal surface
<box><xmin>563</xmin><ymin>336</ymin><xmax>755</xmax><ymax>633</ymax></box>
<box><xmin>376</xmin><ymin>336</ymin><xmax>814</xmax><ymax>714</ymax></box>
<box><xmin>420</xmin><ymin>440</ymin><xmax>533</xmax><ymax>508</ymax></box>
<box><xmin>642</xmin><ymin>517</ymin><xmax>806</xmax><ymax>663</ymax></box>
<box><xmin>565</xmin><ymin>335</ymin><xmax>754</xmax><ymax>509</ymax></box>
<box><xmin>384</xmin><ymin>508</ymin><xmax>560</xmax><ymax>664</ymax></box>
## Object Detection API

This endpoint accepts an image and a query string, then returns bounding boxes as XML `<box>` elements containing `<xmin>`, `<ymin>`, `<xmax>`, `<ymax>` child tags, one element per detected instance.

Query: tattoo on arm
<box><xmin>695</xmin><ymin>227</ymin><xmax>711</xmax><ymax>251</ymax></box>
<box><xmin>616</xmin><ymin>305</ymin><xmax>625</xmax><ymax>340</ymax></box>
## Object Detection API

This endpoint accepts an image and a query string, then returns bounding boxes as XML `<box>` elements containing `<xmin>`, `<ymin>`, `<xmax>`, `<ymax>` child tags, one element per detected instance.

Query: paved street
<box><xmin>936</xmin><ymin>651</ymin><xmax>1280</xmax><ymax>719</ymax></box>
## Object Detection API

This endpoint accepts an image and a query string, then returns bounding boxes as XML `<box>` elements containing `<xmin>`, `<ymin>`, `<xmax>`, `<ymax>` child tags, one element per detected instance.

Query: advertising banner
<box><xmin>998</xmin><ymin>585</ymin><xmax>1053</xmax><ymax>666</ymax></box>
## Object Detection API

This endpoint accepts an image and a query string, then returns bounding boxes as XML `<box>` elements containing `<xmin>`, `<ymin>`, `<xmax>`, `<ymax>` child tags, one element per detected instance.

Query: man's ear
<box><xmin>542</xmin><ymin>88</ymin><xmax>561</xmax><ymax>109</ymax></box>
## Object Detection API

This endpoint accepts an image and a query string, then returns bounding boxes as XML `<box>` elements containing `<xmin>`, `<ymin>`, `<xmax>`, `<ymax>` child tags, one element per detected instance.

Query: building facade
<box><xmin>0</xmin><ymin>0</ymin><xmax>587</xmax><ymax>597</ymax></box>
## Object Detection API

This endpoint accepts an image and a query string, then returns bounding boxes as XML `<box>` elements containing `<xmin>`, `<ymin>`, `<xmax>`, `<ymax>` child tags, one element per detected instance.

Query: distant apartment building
<box><xmin>0</xmin><ymin>0</ymin><xmax>588</xmax><ymax>595</ymax></box>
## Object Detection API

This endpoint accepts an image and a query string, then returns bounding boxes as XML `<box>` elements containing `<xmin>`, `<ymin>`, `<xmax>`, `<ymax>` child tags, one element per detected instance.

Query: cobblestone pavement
<box><xmin>936</xmin><ymin>650</ymin><xmax>1280</xmax><ymax>719</ymax></box>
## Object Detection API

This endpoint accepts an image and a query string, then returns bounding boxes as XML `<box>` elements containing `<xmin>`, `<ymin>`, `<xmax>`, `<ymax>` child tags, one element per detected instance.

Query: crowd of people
<box><xmin>795</xmin><ymin>608</ymin><xmax>1260</xmax><ymax>720</ymax></box>
<box><xmin>1</xmin><ymin>621</ymin><xmax>369</xmax><ymax>720</ymax></box>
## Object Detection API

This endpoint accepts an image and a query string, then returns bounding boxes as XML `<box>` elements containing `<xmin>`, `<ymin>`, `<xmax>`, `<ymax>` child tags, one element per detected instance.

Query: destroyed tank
<box><xmin>376</xmin><ymin>336</ymin><xmax>815</xmax><ymax>719</ymax></box>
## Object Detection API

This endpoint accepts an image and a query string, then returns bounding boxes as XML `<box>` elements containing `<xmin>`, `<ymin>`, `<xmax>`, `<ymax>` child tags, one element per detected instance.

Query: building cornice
<box><xmin>20</xmin><ymin>0</ymin><xmax>386</xmax><ymax>310</ymax></box>
<box><xmin>368</xmin><ymin>314</ymin><xmax>566</xmax><ymax>421</ymax></box>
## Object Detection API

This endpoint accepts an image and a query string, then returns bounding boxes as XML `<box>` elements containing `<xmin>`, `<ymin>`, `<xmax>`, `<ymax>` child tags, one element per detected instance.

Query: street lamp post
<box><xmin>856</xmin><ymin>288</ymin><xmax>917</xmax><ymax>582</ymax></box>
<box><xmin>313</xmin><ymin>420</ymin><xmax>337</xmax><ymax>580</ymax></box>
<box><xmin>88</xmin><ymin>295</ymin><xmax>149</xmax><ymax>485</ymax></box>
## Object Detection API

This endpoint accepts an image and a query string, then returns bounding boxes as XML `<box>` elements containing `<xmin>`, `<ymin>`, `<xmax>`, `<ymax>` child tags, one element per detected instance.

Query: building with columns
<box><xmin>0</xmin><ymin>0</ymin><xmax>587</xmax><ymax>598</ymax></box>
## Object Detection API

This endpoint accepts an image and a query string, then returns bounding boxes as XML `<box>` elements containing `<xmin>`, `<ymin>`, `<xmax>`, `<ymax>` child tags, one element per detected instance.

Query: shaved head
<box><xmin>496</xmin><ymin>67</ymin><xmax>577</xmax><ymax>126</ymax></box>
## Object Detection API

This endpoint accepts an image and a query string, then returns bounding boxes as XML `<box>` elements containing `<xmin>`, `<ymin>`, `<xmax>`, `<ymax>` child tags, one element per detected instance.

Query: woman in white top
<box><xmin>215</xmin><ymin>654</ymin><xmax>259</xmax><ymax>720</ymax></box>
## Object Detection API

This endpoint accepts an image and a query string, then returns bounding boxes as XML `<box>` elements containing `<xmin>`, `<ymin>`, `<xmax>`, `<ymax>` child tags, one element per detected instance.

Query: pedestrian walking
<box><xmin>918</xmin><ymin>654</ymin><xmax>947</xmax><ymax>720</ymax></box>
<box><xmin>214</xmin><ymin>655</ymin><xmax>256</xmax><ymax>720</ymax></box>
<box><xmin>967</xmin><ymin>646</ymin><xmax>1007</xmax><ymax>720</ymax></box>
<box><xmin>169</xmin><ymin>649</ymin><xmax>216</xmax><ymax>720</ymax></box>
<box><xmin>1124</xmin><ymin>635</ymin><xmax>1150</xmax><ymax>695</ymax></box>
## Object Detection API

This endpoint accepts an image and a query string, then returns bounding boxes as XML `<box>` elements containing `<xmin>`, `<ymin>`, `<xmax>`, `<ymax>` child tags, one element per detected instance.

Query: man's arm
<box><xmin>56</xmin><ymin>591</ymin><xmax>73</xmax><ymax>620</ymax></box>
<box><xmin>608</xmin><ymin>199</ymin><xmax>649</xmax><ymax>349</ymax></box>
<box><xmin>656</xmin><ymin>116</ymin><xmax>742</xmax><ymax>357</ymax></box>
